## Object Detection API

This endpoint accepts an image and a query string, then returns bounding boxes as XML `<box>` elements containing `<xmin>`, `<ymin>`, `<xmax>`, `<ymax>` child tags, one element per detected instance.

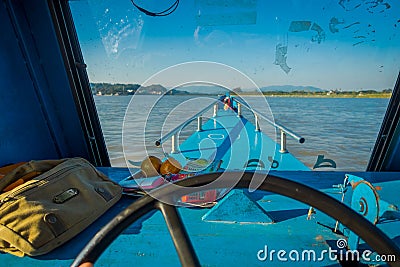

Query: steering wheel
<box><xmin>71</xmin><ymin>172</ymin><xmax>400</xmax><ymax>267</ymax></box>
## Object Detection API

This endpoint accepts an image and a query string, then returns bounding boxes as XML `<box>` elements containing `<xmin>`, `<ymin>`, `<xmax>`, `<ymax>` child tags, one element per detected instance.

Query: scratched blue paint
<box><xmin>202</xmin><ymin>189</ymin><xmax>274</xmax><ymax>224</ymax></box>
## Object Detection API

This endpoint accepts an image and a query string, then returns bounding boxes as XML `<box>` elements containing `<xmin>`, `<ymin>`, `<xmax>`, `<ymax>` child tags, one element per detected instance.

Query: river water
<box><xmin>94</xmin><ymin>95</ymin><xmax>389</xmax><ymax>171</ymax></box>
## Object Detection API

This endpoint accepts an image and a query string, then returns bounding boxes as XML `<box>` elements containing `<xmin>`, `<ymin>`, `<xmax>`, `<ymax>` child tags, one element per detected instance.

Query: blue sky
<box><xmin>70</xmin><ymin>0</ymin><xmax>400</xmax><ymax>91</ymax></box>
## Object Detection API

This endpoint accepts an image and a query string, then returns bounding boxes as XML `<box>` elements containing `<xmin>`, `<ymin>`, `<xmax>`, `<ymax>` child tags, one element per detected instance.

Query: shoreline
<box><xmin>93</xmin><ymin>93</ymin><xmax>392</xmax><ymax>99</ymax></box>
<box><xmin>261</xmin><ymin>94</ymin><xmax>392</xmax><ymax>99</ymax></box>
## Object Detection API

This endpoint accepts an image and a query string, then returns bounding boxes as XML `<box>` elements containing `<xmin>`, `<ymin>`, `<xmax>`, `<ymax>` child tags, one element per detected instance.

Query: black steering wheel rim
<box><xmin>71</xmin><ymin>172</ymin><xmax>400</xmax><ymax>267</ymax></box>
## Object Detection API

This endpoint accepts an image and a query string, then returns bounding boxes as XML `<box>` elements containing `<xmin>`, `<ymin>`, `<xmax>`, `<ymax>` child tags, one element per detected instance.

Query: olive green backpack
<box><xmin>0</xmin><ymin>157</ymin><xmax>122</xmax><ymax>257</ymax></box>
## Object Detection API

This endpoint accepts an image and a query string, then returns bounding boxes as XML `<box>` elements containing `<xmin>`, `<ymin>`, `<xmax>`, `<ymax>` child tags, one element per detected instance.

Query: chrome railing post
<box><xmin>171</xmin><ymin>134</ymin><xmax>179</xmax><ymax>154</ymax></box>
<box><xmin>255</xmin><ymin>114</ymin><xmax>260</xmax><ymax>132</ymax></box>
<box><xmin>279</xmin><ymin>130</ymin><xmax>287</xmax><ymax>153</ymax></box>
<box><xmin>237</xmin><ymin>103</ymin><xmax>242</xmax><ymax>117</ymax></box>
<box><xmin>213</xmin><ymin>103</ymin><xmax>218</xmax><ymax>117</ymax></box>
<box><xmin>197</xmin><ymin>116</ymin><xmax>202</xmax><ymax>132</ymax></box>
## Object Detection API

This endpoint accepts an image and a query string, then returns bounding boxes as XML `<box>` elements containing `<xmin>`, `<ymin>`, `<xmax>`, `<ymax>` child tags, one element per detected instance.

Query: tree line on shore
<box><xmin>90</xmin><ymin>83</ymin><xmax>189</xmax><ymax>96</ymax></box>
<box><xmin>90</xmin><ymin>82</ymin><xmax>393</xmax><ymax>97</ymax></box>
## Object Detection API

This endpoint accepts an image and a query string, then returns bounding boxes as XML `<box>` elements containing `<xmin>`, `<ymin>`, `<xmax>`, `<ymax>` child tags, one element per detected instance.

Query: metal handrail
<box><xmin>235</xmin><ymin>98</ymin><xmax>304</xmax><ymax>153</ymax></box>
<box><xmin>155</xmin><ymin>100</ymin><xmax>218</xmax><ymax>147</ymax></box>
<box><xmin>235</xmin><ymin>98</ymin><xmax>305</xmax><ymax>143</ymax></box>
<box><xmin>155</xmin><ymin>97</ymin><xmax>304</xmax><ymax>154</ymax></box>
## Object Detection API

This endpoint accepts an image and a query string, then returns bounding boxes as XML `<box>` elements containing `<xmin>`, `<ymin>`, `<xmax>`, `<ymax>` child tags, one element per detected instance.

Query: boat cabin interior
<box><xmin>1</xmin><ymin>0</ymin><xmax>400</xmax><ymax>266</ymax></box>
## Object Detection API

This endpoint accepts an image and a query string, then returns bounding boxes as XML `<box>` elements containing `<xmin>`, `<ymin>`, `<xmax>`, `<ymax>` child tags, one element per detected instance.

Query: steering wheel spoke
<box><xmin>156</xmin><ymin>202</ymin><xmax>200</xmax><ymax>267</ymax></box>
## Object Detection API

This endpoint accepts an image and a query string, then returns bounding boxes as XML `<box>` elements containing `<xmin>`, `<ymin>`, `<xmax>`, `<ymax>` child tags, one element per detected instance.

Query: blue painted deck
<box><xmin>2</xmin><ymin>169</ymin><xmax>399</xmax><ymax>266</ymax></box>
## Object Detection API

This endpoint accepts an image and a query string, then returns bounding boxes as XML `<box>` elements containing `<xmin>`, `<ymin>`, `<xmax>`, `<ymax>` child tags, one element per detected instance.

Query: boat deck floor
<box><xmin>2</xmin><ymin>169</ymin><xmax>399</xmax><ymax>266</ymax></box>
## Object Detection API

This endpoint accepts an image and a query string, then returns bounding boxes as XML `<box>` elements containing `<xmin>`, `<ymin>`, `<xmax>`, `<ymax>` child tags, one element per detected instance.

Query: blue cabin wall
<box><xmin>0</xmin><ymin>0</ymin><xmax>108</xmax><ymax>166</ymax></box>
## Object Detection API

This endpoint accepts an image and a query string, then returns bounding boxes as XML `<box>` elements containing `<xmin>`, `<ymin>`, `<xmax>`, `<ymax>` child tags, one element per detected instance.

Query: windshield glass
<box><xmin>70</xmin><ymin>0</ymin><xmax>399</xmax><ymax>171</ymax></box>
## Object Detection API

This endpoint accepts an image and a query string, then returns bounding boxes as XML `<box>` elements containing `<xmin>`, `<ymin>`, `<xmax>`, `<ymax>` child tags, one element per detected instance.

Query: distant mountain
<box><xmin>91</xmin><ymin>83</ymin><xmax>189</xmax><ymax>95</ymax></box>
<box><xmin>136</xmin><ymin>84</ymin><xmax>166</xmax><ymax>95</ymax></box>
<box><xmin>91</xmin><ymin>83</ymin><xmax>327</xmax><ymax>96</ymax></box>
<box><xmin>259</xmin><ymin>85</ymin><xmax>326</xmax><ymax>92</ymax></box>
<box><xmin>171</xmin><ymin>85</ymin><xmax>227</xmax><ymax>95</ymax></box>
<box><xmin>137</xmin><ymin>84</ymin><xmax>190</xmax><ymax>95</ymax></box>
<box><xmin>91</xmin><ymin>83</ymin><xmax>140</xmax><ymax>95</ymax></box>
